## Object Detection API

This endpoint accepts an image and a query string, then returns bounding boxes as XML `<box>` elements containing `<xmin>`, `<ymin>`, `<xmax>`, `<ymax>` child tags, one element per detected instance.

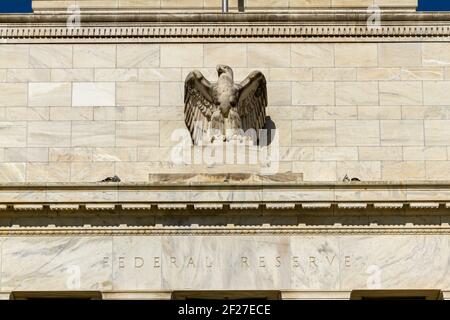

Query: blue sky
<box><xmin>418</xmin><ymin>0</ymin><xmax>450</xmax><ymax>11</ymax></box>
<box><xmin>0</xmin><ymin>0</ymin><xmax>32</xmax><ymax>13</ymax></box>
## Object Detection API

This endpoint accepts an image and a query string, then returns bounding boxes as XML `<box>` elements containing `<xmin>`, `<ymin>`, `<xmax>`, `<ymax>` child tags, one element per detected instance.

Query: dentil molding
<box><xmin>2</xmin><ymin>11</ymin><xmax>450</xmax><ymax>43</ymax></box>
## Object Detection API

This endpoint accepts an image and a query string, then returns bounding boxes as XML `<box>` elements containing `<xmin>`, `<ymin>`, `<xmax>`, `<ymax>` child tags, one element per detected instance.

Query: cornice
<box><xmin>0</xmin><ymin>202</ymin><xmax>449</xmax><ymax>210</ymax></box>
<box><xmin>0</xmin><ymin>180</ymin><xmax>448</xmax><ymax>211</ymax></box>
<box><xmin>1</xmin><ymin>180</ymin><xmax>450</xmax><ymax>188</ymax></box>
<box><xmin>0</xmin><ymin>180</ymin><xmax>447</xmax><ymax>235</ymax></box>
<box><xmin>2</xmin><ymin>11</ymin><xmax>450</xmax><ymax>43</ymax></box>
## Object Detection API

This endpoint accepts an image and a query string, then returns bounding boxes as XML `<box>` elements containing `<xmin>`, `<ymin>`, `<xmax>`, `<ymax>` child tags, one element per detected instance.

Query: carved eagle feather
<box><xmin>184</xmin><ymin>65</ymin><xmax>267</xmax><ymax>145</ymax></box>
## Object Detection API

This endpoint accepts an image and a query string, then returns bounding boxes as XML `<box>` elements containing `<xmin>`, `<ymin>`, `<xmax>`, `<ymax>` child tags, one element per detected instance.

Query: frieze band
<box><xmin>1</xmin><ymin>225</ymin><xmax>450</xmax><ymax>236</ymax></box>
<box><xmin>4</xmin><ymin>10</ymin><xmax>450</xmax><ymax>42</ymax></box>
<box><xmin>3</xmin><ymin>25</ymin><xmax>450</xmax><ymax>43</ymax></box>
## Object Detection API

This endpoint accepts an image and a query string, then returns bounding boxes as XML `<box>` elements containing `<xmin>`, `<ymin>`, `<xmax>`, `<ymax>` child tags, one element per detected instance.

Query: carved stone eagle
<box><xmin>184</xmin><ymin>65</ymin><xmax>267</xmax><ymax>145</ymax></box>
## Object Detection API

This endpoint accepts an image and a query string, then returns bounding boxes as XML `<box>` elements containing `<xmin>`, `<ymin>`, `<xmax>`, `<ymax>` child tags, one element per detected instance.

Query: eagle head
<box><xmin>216</xmin><ymin>65</ymin><xmax>233</xmax><ymax>79</ymax></box>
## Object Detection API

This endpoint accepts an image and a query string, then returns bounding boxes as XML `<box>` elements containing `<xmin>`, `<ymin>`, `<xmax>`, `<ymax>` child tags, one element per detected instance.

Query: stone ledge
<box><xmin>0</xmin><ymin>179</ymin><xmax>450</xmax><ymax>188</ymax></box>
<box><xmin>0</xmin><ymin>293</ymin><xmax>10</xmax><ymax>300</ymax></box>
<box><xmin>0</xmin><ymin>10</ymin><xmax>436</xmax><ymax>24</ymax></box>
<box><xmin>281</xmin><ymin>291</ymin><xmax>351</xmax><ymax>300</ymax></box>
<box><xmin>0</xmin><ymin>180</ymin><xmax>448</xmax><ymax>216</ymax></box>
<box><xmin>101</xmin><ymin>292</ymin><xmax>172</xmax><ymax>300</ymax></box>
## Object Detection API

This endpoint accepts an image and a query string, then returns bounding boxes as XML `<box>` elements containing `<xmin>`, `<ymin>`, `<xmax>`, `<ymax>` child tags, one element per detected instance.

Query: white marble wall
<box><xmin>1</xmin><ymin>237</ymin><xmax>112</xmax><ymax>291</ymax></box>
<box><xmin>1</xmin><ymin>235</ymin><xmax>449</xmax><ymax>292</ymax></box>
<box><xmin>2</xmin><ymin>42</ymin><xmax>450</xmax><ymax>182</ymax></box>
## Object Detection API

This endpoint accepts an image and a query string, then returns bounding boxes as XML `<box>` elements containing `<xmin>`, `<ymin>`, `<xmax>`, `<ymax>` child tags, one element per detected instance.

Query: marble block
<box><xmin>340</xmin><ymin>235</ymin><xmax>450</xmax><ymax>290</ymax></box>
<box><xmin>1</xmin><ymin>237</ymin><xmax>113</xmax><ymax>291</ymax></box>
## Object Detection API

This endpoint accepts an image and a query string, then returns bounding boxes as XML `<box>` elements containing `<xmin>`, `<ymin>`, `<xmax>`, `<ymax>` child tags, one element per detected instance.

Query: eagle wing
<box><xmin>237</xmin><ymin>71</ymin><xmax>267</xmax><ymax>135</ymax></box>
<box><xmin>184</xmin><ymin>70</ymin><xmax>215</xmax><ymax>144</ymax></box>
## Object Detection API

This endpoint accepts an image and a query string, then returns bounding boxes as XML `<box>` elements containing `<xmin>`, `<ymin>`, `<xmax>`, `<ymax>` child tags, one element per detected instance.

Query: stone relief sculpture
<box><xmin>184</xmin><ymin>65</ymin><xmax>267</xmax><ymax>145</ymax></box>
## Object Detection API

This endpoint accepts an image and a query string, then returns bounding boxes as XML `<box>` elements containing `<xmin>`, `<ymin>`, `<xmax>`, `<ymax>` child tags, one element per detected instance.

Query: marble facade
<box><xmin>3</xmin><ymin>40</ymin><xmax>450</xmax><ymax>181</ymax></box>
<box><xmin>0</xmin><ymin>178</ymin><xmax>448</xmax><ymax>299</ymax></box>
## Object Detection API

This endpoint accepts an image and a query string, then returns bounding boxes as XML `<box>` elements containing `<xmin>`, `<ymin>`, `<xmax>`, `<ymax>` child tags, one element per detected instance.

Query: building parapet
<box><xmin>31</xmin><ymin>0</ymin><xmax>418</xmax><ymax>12</ymax></box>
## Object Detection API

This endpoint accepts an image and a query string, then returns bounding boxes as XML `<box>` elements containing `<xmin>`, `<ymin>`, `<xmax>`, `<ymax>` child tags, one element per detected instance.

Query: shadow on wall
<box><xmin>260</xmin><ymin>116</ymin><xmax>276</xmax><ymax>147</ymax></box>
<box><xmin>2</xmin><ymin>212</ymin><xmax>447</xmax><ymax>227</ymax></box>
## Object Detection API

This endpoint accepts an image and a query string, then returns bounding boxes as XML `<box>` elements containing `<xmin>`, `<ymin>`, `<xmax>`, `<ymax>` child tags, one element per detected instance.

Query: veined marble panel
<box><xmin>112</xmin><ymin>236</ymin><xmax>162</xmax><ymax>291</ymax></box>
<box><xmin>1</xmin><ymin>237</ymin><xmax>113</xmax><ymax>291</ymax></box>
<box><xmin>161</xmin><ymin>236</ymin><xmax>225</xmax><ymax>290</ymax></box>
<box><xmin>217</xmin><ymin>236</ymin><xmax>291</xmax><ymax>291</ymax></box>
<box><xmin>290</xmin><ymin>236</ymin><xmax>340</xmax><ymax>290</ymax></box>
<box><xmin>1</xmin><ymin>235</ymin><xmax>449</xmax><ymax>292</ymax></box>
<box><xmin>340</xmin><ymin>235</ymin><xmax>450</xmax><ymax>290</ymax></box>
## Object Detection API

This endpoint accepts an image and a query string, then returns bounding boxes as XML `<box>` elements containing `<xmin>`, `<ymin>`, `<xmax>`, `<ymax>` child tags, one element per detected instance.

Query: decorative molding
<box><xmin>301</xmin><ymin>203</ymin><xmax>332</xmax><ymax>209</ymax></box>
<box><xmin>122</xmin><ymin>204</ymin><xmax>152</xmax><ymax>210</ymax></box>
<box><xmin>337</xmin><ymin>203</ymin><xmax>367</xmax><ymax>210</ymax></box>
<box><xmin>2</xmin><ymin>11</ymin><xmax>450</xmax><ymax>43</ymax></box>
<box><xmin>2</xmin><ymin>25</ymin><xmax>450</xmax><ymax>43</ymax></box>
<box><xmin>266</xmin><ymin>203</ymin><xmax>296</xmax><ymax>210</ymax></box>
<box><xmin>13</xmin><ymin>204</ymin><xmax>43</xmax><ymax>211</ymax></box>
<box><xmin>230</xmin><ymin>203</ymin><xmax>260</xmax><ymax>210</ymax></box>
<box><xmin>1</xmin><ymin>224</ymin><xmax>450</xmax><ymax>236</ymax></box>
<box><xmin>193</xmin><ymin>203</ymin><xmax>223</xmax><ymax>210</ymax></box>
<box><xmin>0</xmin><ymin>181</ymin><xmax>448</xmax><ymax>236</ymax></box>
<box><xmin>409</xmin><ymin>203</ymin><xmax>440</xmax><ymax>209</ymax></box>
<box><xmin>49</xmin><ymin>204</ymin><xmax>79</xmax><ymax>211</ymax></box>
<box><xmin>85</xmin><ymin>204</ymin><xmax>116</xmax><ymax>211</ymax></box>
<box><xmin>157</xmin><ymin>204</ymin><xmax>187</xmax><ymax>210</ymax></box>
<box><xmin>1</xmin><ymin>202</ymin><xmax>448</xmax><ymax>212</ymax></box>
<box><xmin>373</xmin><ymin>203</ymin><xmax>404</xmax><ymax>209</ymax></box>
